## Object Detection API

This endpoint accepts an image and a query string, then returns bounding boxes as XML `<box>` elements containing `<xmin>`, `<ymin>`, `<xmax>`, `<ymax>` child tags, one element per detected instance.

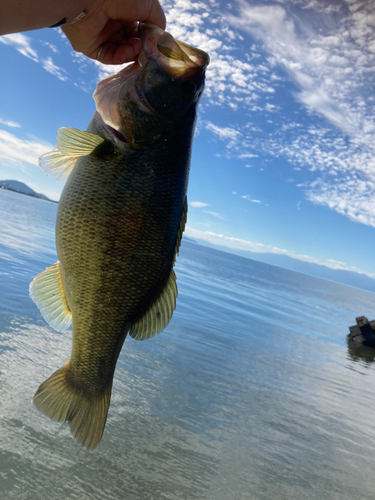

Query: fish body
<box><xmin>30</xmin><ymin>23</ymin><xmax>209</xmax><ymax>450</ymax></box>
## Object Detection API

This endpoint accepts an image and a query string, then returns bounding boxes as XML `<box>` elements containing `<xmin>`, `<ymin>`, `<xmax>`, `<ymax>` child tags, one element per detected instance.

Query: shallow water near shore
<box><xmin>1</xmin><ymin>188</ymin><xmax>375</xmax><ymax>500</ymax></box>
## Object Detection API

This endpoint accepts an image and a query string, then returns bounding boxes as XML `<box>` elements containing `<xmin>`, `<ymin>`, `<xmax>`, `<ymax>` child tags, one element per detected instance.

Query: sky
<box><xmin>1</xmin><ymin>0</ymin><xmax>375</xmax><ymax>281</ymax></box>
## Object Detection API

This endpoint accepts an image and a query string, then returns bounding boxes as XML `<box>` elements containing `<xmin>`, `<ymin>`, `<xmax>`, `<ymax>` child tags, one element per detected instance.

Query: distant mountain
<box><xmin>0</xmin><ymin>180</ymin><xmax>55</xmax><ymax>202</ymax></box>
<box><xmin>191</xmin><ymin>238</ymin><xmax>375</xmax><ymax>294</ymax></box>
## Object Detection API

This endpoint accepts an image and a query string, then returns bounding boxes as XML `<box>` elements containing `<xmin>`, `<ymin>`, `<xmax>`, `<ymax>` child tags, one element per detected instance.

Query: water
<box><xmin>1</xmin><ymin>188</ymin><xmax>375</xmax><ymax>500</ymax></box>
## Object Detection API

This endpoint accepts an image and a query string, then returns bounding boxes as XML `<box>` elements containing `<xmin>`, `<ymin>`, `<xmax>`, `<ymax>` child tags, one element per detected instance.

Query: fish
<box><xmin>29</xmin><ymin>22</ymin><xmax>209</xmax><ymax>451</ymax></box>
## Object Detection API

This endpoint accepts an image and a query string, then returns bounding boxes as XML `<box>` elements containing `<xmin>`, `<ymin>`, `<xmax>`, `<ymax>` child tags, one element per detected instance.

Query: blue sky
<box><xmin>1</xmin><ymin>0</ymin><xmax>375</xmax><ymax>280</ymax></box>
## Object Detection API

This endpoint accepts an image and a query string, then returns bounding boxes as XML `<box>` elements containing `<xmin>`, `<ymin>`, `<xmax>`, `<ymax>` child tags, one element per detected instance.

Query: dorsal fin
<box><xmin>29</xmin><ymin>261</ymin><xmax>72</xmax><ymax>330</ymax></box>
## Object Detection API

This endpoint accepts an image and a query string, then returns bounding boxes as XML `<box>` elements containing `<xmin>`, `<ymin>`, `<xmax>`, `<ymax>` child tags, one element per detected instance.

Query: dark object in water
<box><xmin>348</xmin><ymin>316</ymin><xmax>375</xmax><ymax>347</ymax></box>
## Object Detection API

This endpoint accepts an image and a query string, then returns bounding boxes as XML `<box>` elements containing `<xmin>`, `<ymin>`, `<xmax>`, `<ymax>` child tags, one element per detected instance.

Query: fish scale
<box><xmin>58</xmin><ymin>143</ymin><xmax>188</xmax><ymax>386</ymax></box>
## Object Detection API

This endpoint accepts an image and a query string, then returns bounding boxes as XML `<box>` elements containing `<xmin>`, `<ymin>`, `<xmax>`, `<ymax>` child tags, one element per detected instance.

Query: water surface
<box><xmin>1</xmin><ymin>189</ymin><xmax>375</xmax><ymax>499</ymax></box>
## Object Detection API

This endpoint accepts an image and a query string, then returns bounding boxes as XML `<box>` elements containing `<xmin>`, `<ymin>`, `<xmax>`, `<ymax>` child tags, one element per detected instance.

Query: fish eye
<box><xmin>181</xmin><ymin>81</ymin><xmax>197</xmax><ymax>101</ymax></box>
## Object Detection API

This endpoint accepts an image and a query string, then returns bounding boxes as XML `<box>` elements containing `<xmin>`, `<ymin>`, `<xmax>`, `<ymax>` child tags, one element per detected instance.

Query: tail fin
<box><xmin>33</xmin><ymin>364</ymin><xmax>111</xmax><ymax>451</ymax></box>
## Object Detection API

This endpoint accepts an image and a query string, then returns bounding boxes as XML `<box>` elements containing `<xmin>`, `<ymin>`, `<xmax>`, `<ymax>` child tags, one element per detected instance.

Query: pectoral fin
<box><xmin>129</xmin><ymin>269</ymin><xmax>178</xmax><ymax>341</ymax></box>
<box><xmin>56</xmin><ymin>127</ymin><xmax>104</xmax><ymax>156</ymax></box>
<box><xmin>39</xmin><ymin>149</ymin><xmax>77</xmax><ymax>181</ymax></box>
<box><xmin>38</xmin><ymin>128</ymin><xmax>104</xmax><ymax>181</ymax></box>
<box><xmin>29</xmin><ymin>261</ymin><xmax>71</xmax><ymax>330</ymax></box>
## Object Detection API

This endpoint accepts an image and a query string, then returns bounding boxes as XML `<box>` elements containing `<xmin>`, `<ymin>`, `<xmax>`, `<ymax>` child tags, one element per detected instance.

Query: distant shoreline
<box><xmin>0</xmin><ymin>184</ymin><xmax>57</xmax><ymax>204</ymax></box>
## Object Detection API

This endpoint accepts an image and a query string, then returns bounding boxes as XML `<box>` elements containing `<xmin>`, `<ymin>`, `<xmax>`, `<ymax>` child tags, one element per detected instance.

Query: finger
<box><xmin>144</xmin><ymin>1</ymin><xmax>166</xmax><ymax>30</ymax></box>
<box><xmin>96</xmin><ymin>38</ymin><xmax>142</xmax><ymax>65</ymax></box>
<box><xmin>122</xmin><ymin>21</ymin><xmax>140</xmax><ymax>39</ymax></box>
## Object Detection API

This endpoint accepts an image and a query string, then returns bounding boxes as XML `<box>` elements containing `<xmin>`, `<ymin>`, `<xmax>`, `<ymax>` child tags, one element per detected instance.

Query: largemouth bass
<box><xmin>29</xmin><ymin>23</ymin><xmax>209</xmax><ymax>450</ymax></box>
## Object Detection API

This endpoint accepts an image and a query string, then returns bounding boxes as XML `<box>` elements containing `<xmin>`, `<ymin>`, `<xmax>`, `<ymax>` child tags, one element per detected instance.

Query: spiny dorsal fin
<box><xmin>39</xmin><ymin>148</ymin><xmax>77</xmax><ymax>181</ymax></box>
<box><xmin>29</xmin><ymin>261</ymin><xmax>71</xmax><ymax>330</ymax></box>
<box><xmin>129</xmin><ymin>268</ymin><xmax>178</xmax><ymax>341</ymax></box>
<box><xmin>33</xmin><ymin>364</ymin><xmax>111</xmax><ymax>451</ymax></box>
<box><xmin>56</xmin><ymin>127</ymin><xmax>104</xmax><ymax>156</ymax></box>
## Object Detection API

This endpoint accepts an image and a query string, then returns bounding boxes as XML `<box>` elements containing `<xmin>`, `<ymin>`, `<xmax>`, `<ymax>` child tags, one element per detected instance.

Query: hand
<box><xmin>62</xmin><ymin>0</ymin><xmax>166</xmax><ymax>65</ymax></box>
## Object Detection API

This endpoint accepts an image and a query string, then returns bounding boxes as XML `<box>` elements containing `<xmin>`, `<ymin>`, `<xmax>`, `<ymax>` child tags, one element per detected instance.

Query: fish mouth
<box><xmin>139</xmin><ymin>22</ymin><xmax>209</xmax><ymax>74</ymax></box>
<box><xmin>93</xmin><ymin>24</ymin><xmax>209</xmax><ymax>139</ymax></box>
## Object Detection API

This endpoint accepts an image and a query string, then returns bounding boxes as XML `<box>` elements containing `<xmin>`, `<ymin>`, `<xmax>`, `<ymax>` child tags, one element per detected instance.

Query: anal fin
<box><xmin>130</xmin><ymin>199</ymin><xmax>187</xmax><ymax>341</ymax></box>
<box><xmin>29</xmin><ymin>261</ymin><xmax>71</xmax><ymax>330</ymax></box>
<box><xmin>129</xmin><ymin>269</ymin><xmax>178</xmax><ymax>341</ymax></box>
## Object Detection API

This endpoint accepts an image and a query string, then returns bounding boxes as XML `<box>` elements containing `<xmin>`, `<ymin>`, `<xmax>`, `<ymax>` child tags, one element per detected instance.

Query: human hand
<box><xmin>62</xmin><ymin>0</ymin><xmax>166</xmax><ymax>65</ymax></box>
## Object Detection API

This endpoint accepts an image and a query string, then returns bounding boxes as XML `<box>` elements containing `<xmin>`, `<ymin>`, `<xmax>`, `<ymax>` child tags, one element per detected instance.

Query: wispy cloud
<box><xmin>0</xmin><ymin>118</ymin><xmax>21</xmax><ymax>128</ymax></box>
<box><xmin>241</xmin><ymin>194</ymin><xmax>261</xmax><ymax>203</ymax></box>
<box><xmin>163</xmin><ymin>1</ymin><xmax>375</xmax><ymax>231</ymax></box>
<box><xmin>41</xmin><ymin>41</ymin><xmax>59</xmax><ymax>54</ymax></box>
<box><xmin>42</xmin><ymin>57</ymin><xmax>68</xmax><ymax>82</ymax></box>
<box><xmin>0</xmin><ymin>33</ymin><xmax>38</xmax><ymax>61</ymax></box>
<box><xmin>0</xmin><ymin>33</ymin><xmax>71</xmax><ymax>83</ymax></box>
<box><xmin>204</xmin><ymin>210</ymin><xmax>223</xmax><ymax>219</ymax></box>
<box><xmin>231</xmin><ymin>0</ymin><xmax>375</xmax><ymax>142</ymax></box>
<box><xmin>216</xmin><ymin>0</ymin><xmax>375</xmax><ymax>228</ymax></box>
<box><xmin>185</xmin><ymin>226</ymin><xmax>375</xmax><ymax>279</ymax></box>
<box><xmin>256</xmin><ymin>126</ymin><xmax>375</xmax><ymax>227</ymax></box>
<box><xmin>190</xmin><ymin>201</ymin><xmax>209</xmax><ymax>208</ymax></box>
<box><xmin>206</xmin><ymin>122</ymin><xmax>241</xmax><ymax>141</ymax></box>
<box><xmin>0</xmin><ymin>129</ymin><xmax>53</xmax><ymax>168</ymax></box>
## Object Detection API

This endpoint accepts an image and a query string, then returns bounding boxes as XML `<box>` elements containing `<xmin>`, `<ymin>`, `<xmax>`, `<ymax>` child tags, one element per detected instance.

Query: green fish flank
<box><xmin>30</xmin><ymin>23</ymin><xmax>209</xmax><ymax>451</ymax></box>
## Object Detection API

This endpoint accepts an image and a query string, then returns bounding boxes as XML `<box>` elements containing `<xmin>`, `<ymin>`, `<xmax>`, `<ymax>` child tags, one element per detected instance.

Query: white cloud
<box><xmin>157</xmin><ymin>0</ymin><xmax>278</xmax><ymax>109</ymax></box>
<box><xmin>241</xmin><ymin>194</ymin><xmax>261</xmax><ymax>203</ymax></box>
<box><xmin>42</xmin><ymin>57</ymin><xmax>68</xmax><ymax>82</ymax></box>
<box><xmin>230</xmin><ymin>0</ymin><xmax>375</xmax><ymax>143</ymax></box>
<box><xmin>218</xmin><ymin>0</ymin><xmax>375</xmax><ymax>228</ymax></box>
<box><xmin>0</xmin><ymin>118</ymin><xmax>21</xmax><ymax>128</ymax></box>
<box><xmin>0</xmin><ymin>130</ymin><xmax>53</xmax><ymax>168</ymax></box>
<box><xmin>190</xmin><ymin>201</ymin><xmax>209</xmax><ymax>208</ymax></box>
<box><xmin>241</xmin><ymin>154</ymin><xmax>258</xmax><ymax>159</ymax></box>
<box><xmin>0</xmin><ymin>33</ymin><xmax>72</xmax><ymax>83</ymax></box>
<box><xmin>185</xmin><ymin>226</ymin><xmax>375</xmax><ymax>279</ymax></box>
<box><xmin>41</xmin><ymin>41</ymin><xmax>59</xmax><ymax>53</ymax></box>
<box><xmin>204</xmin><ymin>210</ymin><xmax>223</xmax><ymax>218</ymax></box>
<box><xmin>0</xmin><ymin>33</ymin><xmax>38</xmax><ymax>61</ymax></box>
<box><xmin>255</xmin><ymin>126</ymin><xmax>375</xmax><ymax>227</ymax></box>
<box><xmin>205</xmin><ymin>121</ymin><xmax>241</xmax><ymax>142</ymax></box>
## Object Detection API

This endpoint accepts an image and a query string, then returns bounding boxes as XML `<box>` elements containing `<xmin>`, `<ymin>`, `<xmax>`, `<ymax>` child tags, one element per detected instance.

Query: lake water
<box><xmin>1</xmin><ymin>188</ymin><xmax>375</xmax><ymax>500</ymax></box>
